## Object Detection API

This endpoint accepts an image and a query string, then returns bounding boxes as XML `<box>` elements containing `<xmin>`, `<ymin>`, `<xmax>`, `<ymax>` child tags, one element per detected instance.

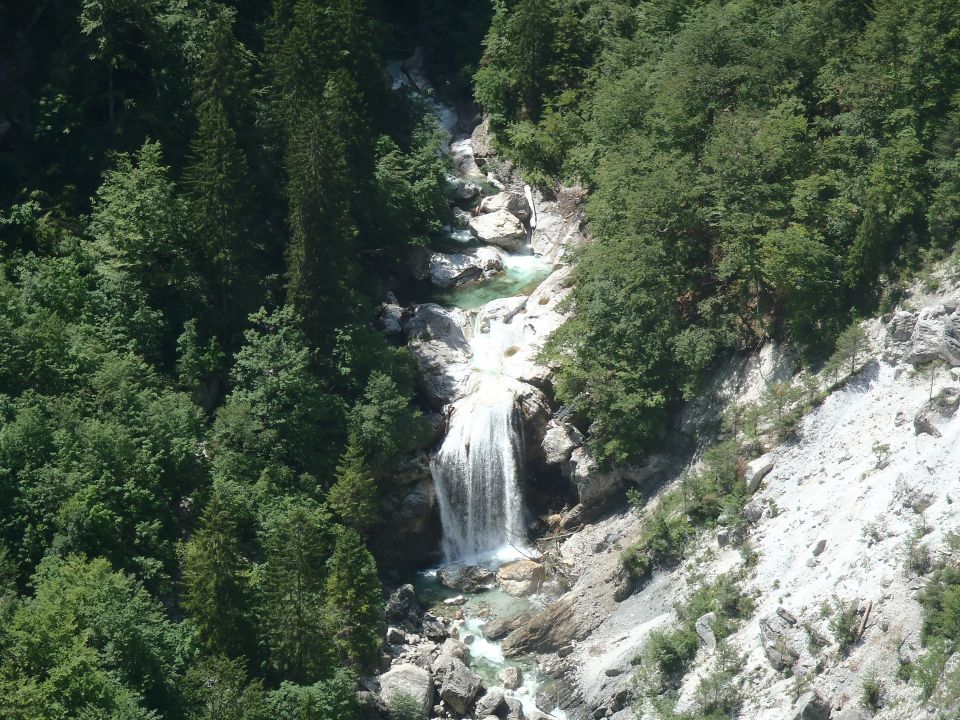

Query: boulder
<box><xmin>905</xmin><ymin>306</ymin><xmax>960</xmax><ymax>366</ymax></box>
<box><xmin>421</xmin><ymin>616</ymin><xmax>449</xmax><ymax>643</ymax></box>
<box><xmin>471</xmin><ymin>116</ymin><xmax>494</xmax><ymax>159</ymax></box>
<box><xmin>453</xmin><ymin>179</ymin><xmax>481</xmax><ymax>202</ymax></box>
<box><xmin>480</xmin><ymin>192</ymin><xmax>532</xmax><ymax>222</ymax></box>
<box><xmin>565</xmin><ymin>447</ymin><xmax>624</xmax><ymax>511</ymax></box>
<box><xmin>791</xmin><ymin>690</ymin><xmax>831</xmax><ymax>720</ymax></box>
<box><xmin>502</xmin><ymin>596</ymin><xmax>582</xmax><ymax>657</ymax></box>
<box><xmin>483</xmin><ymin>611</ymin><xmax>532</xmax><ymax>641</ymax></box>
<box><xmin>377</xmin><ymin>302</ymin><xmax>405</xmax><ymax>335</ymax></box>
<box><xmin>428</xmin><ymin>249</ymin><xmax>504</xmax><ymax>288</ymax></box>
<box><xmin>886</xmin><ymin>310</ymin><xmax>917</xmax><ymax>343</ymax></box>
<box><xmin>505</xmin><ymin>697</ymin><xmax>526</xmax><ymax>720</ymax></box>
<box><xmin>379</xmin><ymin>663</ymin><xmax>433</xmax><ymax>716</ymax></box>
<box><xmin>914</xmin><ymin>386</ymin><xmax>960</xmax><ymax>437</ymax></box>
<box><xmin>470</xmin><ymin>209</ymin><xmax>527</xmax><ymax>252</ymax></box>
<box><xmin>496</xmin><ymin>559</ymin><xmax>546</xmax><ymax>596</ymax></box>
<box><xmin>500</xmin><ymin>666</ymin><xmax>523</xmax><ymax>690</ymax></box>
<box><xmin>385</xmin><ymin>585</ymin><xmax>421</xmax><ymax>624</ymax></box>
<box><xmin>541</xmin><ymin>420</ymin><xmax>584</xmax><ymax>465</ymax></box>
<box><xmin>439</xmin><ymin>637</ymin><xmax>470</xmax><ymax>663</ymax></box>
<box><xmin>745</xmin><ymin>454</ymin><xmax>775</xmax><ymax>494</ymax></box>
<box><xmin>386</xmin><ymin>626</ymin><xmax>406</xmax><ymax>645</ymax></box>
<box><xmin>431</xmin><ymin>655</ymin><xmax>483</xmax><ymax>715</ymax></box>
<box><xmin>437</xmin><ymin>565</ymin><xmax>496</xmax><ymax>593</ymax></box>
<box><xmin>695</xmin><ymin>612</ymin><xmax>717</xmax><ymax>651</ymax></box>
<box><xmin>475</xmin><ymin>687</ymin><xmax>507</xmax><ymax>717</ymax></box>
<box><xmin>759</xmin><ymin>612</ymin><xmax>801</xmax><ymax>671</ymax></box>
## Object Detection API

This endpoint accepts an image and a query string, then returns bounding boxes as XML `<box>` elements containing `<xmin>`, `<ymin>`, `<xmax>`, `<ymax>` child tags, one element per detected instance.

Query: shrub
<box><xmin>861</xmin><ymin>671</ymin><xmax>884</xmax><ymax>712</ymax></box>
<box><xmin>387</xmin><ymin>692</ymin><xmax>426</xmax><ymax>720</ymax></box>
<box><xmin>646</xmin><ymin>626</ymin><xmax>699</xmax><ymax>678</ymax></box>
<box><xmin>828</xmin><ymin>597</ymin><xmax>860</xmax><ymax>656</ymax></box>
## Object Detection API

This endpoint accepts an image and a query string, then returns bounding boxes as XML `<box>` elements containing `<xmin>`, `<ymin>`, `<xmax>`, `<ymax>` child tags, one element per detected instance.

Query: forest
<box><xmin>475</xmin><ymin>0</ymin><xmax>960</xmax><ymax>462</ymax></box>
<box><xmin>0</xmin><ymin>0</ymin><xmax>490</xmax><ymax>717</ymax></box>
<box><xmin>2</xmin><ymin>0</ymin><xmax>960</xmax><ymax>718</ymax></box>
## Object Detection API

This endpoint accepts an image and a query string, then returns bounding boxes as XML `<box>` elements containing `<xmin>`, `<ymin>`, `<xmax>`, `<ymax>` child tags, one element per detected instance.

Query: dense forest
<box><xmin>475</xmin><ymin>0</ymin><xmax>960</xmax><ymax>462</ymax></box>
<box><xmin>0</xmin><ymin>0</ymin><xmax>489</xmax><ymax>717</ymax></box>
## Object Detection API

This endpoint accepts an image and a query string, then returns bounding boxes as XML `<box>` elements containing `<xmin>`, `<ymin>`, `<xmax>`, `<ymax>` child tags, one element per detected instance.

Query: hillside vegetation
<box><xmin>476</xmin><ymin>0</ymin><xmax>960</xmax><ymax>461</ymax></box>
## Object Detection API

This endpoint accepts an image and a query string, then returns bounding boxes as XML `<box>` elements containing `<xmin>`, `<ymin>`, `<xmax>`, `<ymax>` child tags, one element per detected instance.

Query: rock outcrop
<box><xmin>379</xmin><ymin>663</ymin><xmax>433</xmax><ymax>715</ymax></box>
<box><xmin>496</xmin><ymin>559</ymin><xmax>546</xmax><ymax>596</ymax></box>
<box><xmin>480</xmin><ymin>191</ymin><xmax>532</xmax><ymax>222</ymax></box>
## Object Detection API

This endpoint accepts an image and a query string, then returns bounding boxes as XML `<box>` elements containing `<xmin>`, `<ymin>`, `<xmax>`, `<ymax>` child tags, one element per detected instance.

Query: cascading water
<box><xmin>431</xmin><ymin>307</ymin><xmax>533</xmax><ymax>563</ymax></box>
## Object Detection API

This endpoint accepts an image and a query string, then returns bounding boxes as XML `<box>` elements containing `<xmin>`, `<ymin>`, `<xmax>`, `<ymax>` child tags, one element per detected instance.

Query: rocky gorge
<box><xmin>365</xmin><ymin>52</ymin><xmax>960</xmax><ymax>720</ymax></box>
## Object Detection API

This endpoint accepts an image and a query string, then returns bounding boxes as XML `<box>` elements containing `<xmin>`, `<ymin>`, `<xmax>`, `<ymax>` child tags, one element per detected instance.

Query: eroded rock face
<box><xmin>496</xmin><ymin>559</ymin><xmax>546</xmax><ymax>596</ymax></box>
<box><xmin>431</xmin><ymin>655</ymin><xmax>483</xmax><ymax>715</ymax></box>
<box><xmin>405</xmin><ymin>304</ymin><xmax>472</xmax><ymax>407</ymax></box>
<box><xmin>791</xmin><ymin>690</ymin><xmax>831</xmax><ymax>720</ymax></box>
<box><xmin>904</xmin><ymin>305</ymin><xmax>960</xmax><ymax>366</ymax></box>
<box><xmin>565</xmin><ymin>447</ymin><xmax>624</xmax><ymax>511</ymax></box>
<box><xmin>482</xmin><ymin>610</ymin><xmax>532</xmax><ymax>641</ymax></box>
<box><xmin>470</xmin><ymin>209</ymin><xmax>527</xmax><ymax>252</ymax></box>
<box><xmin>913</xmin><ymin>386</ymin><xmax>960</xmax><ymax>437</ymax></box>
<box><xmin>480</xmin><ymin>191</ymin><xmax>532</xmax><ymax>222</ymax></box>
<box><xmin>379</xmin><ymin>663</ymin><xmax>433</xmax><ymax>716</ymax></box>
<box><xmin>370</xmin><ymin>471</ymin><xmax>440</xmax><ymax>569</ymax></box>
<box><xmin>759</xmin><ymin>612</ymin><xmax>801</xmax><ymax>671</ymax></box>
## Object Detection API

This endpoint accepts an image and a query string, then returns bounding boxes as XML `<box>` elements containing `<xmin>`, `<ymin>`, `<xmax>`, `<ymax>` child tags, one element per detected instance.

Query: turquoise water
<box><xmin>430</xmin><ymin>254</ymin><xmax>552</xmax><ymax>310</ymax></box>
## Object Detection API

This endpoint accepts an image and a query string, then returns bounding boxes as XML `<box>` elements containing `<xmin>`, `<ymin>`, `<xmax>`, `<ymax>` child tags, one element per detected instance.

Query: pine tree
<box><xmin>327</xmin><ymin>437</ymin><xmax>378</xmax><ymax>532</ymax></box>
<box><xmin>259</xmin><ymin>500</ymin><xmax>334</xmax><ymax>683</ymax></box>
<box><xmin>181</xmin><ymin>496</ymin><xmax>250</xmax><ymax>658</ymax></box>
<box><xmin>324</xmin><ymin>526</ymin><xmax>383</xmax><ymax>670</ymax></box>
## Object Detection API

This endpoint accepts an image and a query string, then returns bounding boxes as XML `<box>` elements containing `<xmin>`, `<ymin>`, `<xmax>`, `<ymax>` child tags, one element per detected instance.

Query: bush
<box><xmin>646</xmin><ymin>626</ymin><xmax>700</xmax><ymax>679</ymax></box>
<box><xmin>828</xmin><ymin>597</ymin><xmax>861</xmax><ymax>656</ymax></box>
<box><xmin>387</xmin><ymin>692</ymin><xmax>426</xmax><ymax>720</ymax></box>
<box><xmin>861</xmin><ymin>670</ymin><xmax>884</xmax><ymax>712</ymax></box>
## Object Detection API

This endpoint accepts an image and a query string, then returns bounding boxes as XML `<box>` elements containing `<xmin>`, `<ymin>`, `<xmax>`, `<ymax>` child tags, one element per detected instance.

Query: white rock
<box><xmin>428</xmin><ymin>250</ymin><xmax>503</xmax><ymax>288</ymax></box>
<box><xmin>430</xmin><ymin>655</ymin><xmax>482</xmax><ymax>715</ymax></box>
<box><xmin>541</xmin><ymin>420</ymin><xmax>584</xmax><ymax>465</ymax></box>
<box><xmin>496</xmin><ymin>558</ymin><xmax>546</xmax><ymax>596</ymax></box>
<box><xmin>469</xmin><ymin>209</ymin><xmax>527</xmax><ymax>252</ymax></box>
<box><xmin>745</xmin><ymin>454</ymin><xmax>775</xmax><ymax>494</ymax></box>
<box><xmin>379</xmin><ymin>663</ymin><xmax>433</xmax><ymax>716</ymax></box>
<box><xmin>480</xmin><ymin>191</ymin><xmax>532</xmax><ymax>222</ymax></box>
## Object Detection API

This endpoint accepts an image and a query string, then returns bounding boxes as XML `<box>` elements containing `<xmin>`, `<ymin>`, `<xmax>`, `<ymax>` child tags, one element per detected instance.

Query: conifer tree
<box><xmin>259</xmin><ymin>500</ymin><xmax>334</xmax><ymax>683</ymax></box>
<box><xmin>181</xmin><ymin>496</ymin><xmax>250</xmax><ymax>658</ymax></box>
<box><xmin>324</xmin><ymin>526</ymin><xmax>383</xmax><ymax>670</ymax></box>
<box><xmin>327</xmin><ymin>437</ymin><xmax>378</xmax><ymax>532</ymax></box>
<box><xmin>183</xmin><ymin>17</ymin><xmax>261</xmax><ymax>345</ymax></box>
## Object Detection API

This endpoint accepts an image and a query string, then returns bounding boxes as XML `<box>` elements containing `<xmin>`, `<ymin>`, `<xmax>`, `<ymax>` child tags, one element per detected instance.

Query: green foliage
<box><xmin>0</xmin><ymin>555</ymin><xmax>186</xmax><ymax>717</ymax></box>
<box><xmin>490</xmin><ymin>0</ymin><xmax>960</xmax><ymax>461</ymax></box>
<box><xmin>828</xmin><ymin>597</ymin><xmax>861</xmax><ymax>657</ymax></box>
<box><xmin>387</xmin><ymin>691</ymin><xmax>427</xmax><ymax>720</ymax></box>
<box><xmin>266</xmin><ymin>670</ymin><xmax>360</xmax><ymax>720</ymax></box>
<box><xmin>258</xmin><ymin>499</ymin><xmax>335</xmax><ymax>684</ymax></box>
<box><xmin>324</xmin><ymin>526</ymin><xmax>384</xmax><ymax>670</ymax></box>
<box><xmin>861</xmin><ymin>670</ymin><xmax>884</xmax><ymax>712</ymax></box>
<box><xmin>180</xmin><ymin>496</ymin><xmax>251</xmax><ymax>658</ymax></box>
<box><xmin>328</xmin><ymin>439</ymin><xmax>379</xmax><ymax>532</ymax></box>
<box><xmin>182</xmin><ymin>656</ymin><xmax>270</xmax><ymax>720</ymax></box>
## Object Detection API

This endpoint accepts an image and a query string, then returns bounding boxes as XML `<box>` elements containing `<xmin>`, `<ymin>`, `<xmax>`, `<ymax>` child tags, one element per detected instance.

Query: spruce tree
<box><xmin>181</xmin><ymin>496</ymin><xmax>250</xmax><ymax>658</ymax></box>
<box><xmin>183</xmin><ymin>17</ymin><xmax>261</xmax><ymax>346</ymax></box>
<box><xmin>259</xmin><ymin>500</ymin><xmax>334</xmax><ymax>683</ymax></box>
<box><xmin>327</xmin><ymin>437</ymin><xmax>378</xmax><ymax>532</ymax></box>
<box><xmin>324</xmin><ymin>527</ymin><xmax>383</xmax><ymax>670</ymax></box>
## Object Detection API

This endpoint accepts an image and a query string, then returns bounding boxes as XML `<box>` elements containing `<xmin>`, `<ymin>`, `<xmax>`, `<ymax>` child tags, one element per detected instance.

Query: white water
<box><xmin>431</xmin><ymin>377</ymin><xmax>527</xmax><ymax>563</ymax></box>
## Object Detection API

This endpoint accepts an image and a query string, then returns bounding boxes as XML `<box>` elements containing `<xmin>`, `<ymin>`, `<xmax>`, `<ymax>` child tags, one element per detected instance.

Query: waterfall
<box><xmin>431</xmin><ymin>308</ymin><xmax>531</xmax><ymax>563</ymax></box>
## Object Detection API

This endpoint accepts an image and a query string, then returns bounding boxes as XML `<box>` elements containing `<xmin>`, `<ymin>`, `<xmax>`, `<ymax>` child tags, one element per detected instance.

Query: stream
<box><xmin>388</xmin><ymin>57</ymin><xmax>568</xmax><ymax>719</ymax></box>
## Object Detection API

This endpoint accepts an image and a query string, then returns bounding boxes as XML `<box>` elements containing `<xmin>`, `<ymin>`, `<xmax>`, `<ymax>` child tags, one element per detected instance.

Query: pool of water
<box><xmin>430</xmin><ymin>253</ymin><xmax>552</xmax><ymax>310</ymax></box>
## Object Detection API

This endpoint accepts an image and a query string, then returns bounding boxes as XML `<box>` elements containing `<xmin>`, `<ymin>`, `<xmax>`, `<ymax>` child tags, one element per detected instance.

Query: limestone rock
<box><xmin>475</xmin><ymin>687</ymin><xmax>507</xmax><ymax>717</ymax></box>
<box><xmin>379</xmin><ymin>663</ymin><xmax>433</xmax><ymax>716</ymax></box>
<box><xmin>377</xmin><ymin>302</ymin><xmax>405</xmax><ymax>335</ymax></box>
<box><xmin>497</xmin><ymin>559</ymin><xmax>546</xmax><ymax>596</ymax></box>
<box><xmin>471</xmin><ymin>116</ymin><xmax>494</xmax><ymax>159</ymax></box>
<box><xmin>439</xmin><ymin>637</ymin><xmax>470</xmax><ymax>663</ymax></box>
<box><xmin>541</xmin><ymin>420</ymin><xmax>584</xmax><ymax>465</ymax></box>
<box><xmin>695</xmin><ymin>612</ymin><xmax>717</xmax><ymax>651</ymax></box>
<box><xmin>386</xmin><ymin>626</ymin><xmax>406</xmax><ymax>645</ymax></box>
<box><xmin>886</xmin><ymin>310</ymin><xmax>917</xmax><ymax>343</ymax></box>
<box><xmin>480</xmin><ymin>191</ymin><xmax>532</xmax><ymax>222</ymax></box>
<box><xmin>469</xmin><ymin>209</ymin><xmax>527</xmax><ymax>252</ymax></box>
<box><xmin>565</xmin><ymin>447</ymin><xmax>624</xmax><ymax>511</ymax></box>
<box><xmin>431</xmin><ymin>655</ymin><xmax>482</xmax><ymax>715</ymax></box>
<box><xmin>791</xmin><ymin>690</ymin><xmax>831</xmax><ymax>720</ymax></box>
<box><xmin>914</xmin><ymin>386</ymin><xmax>960</xmax><ymax>437</ymax></box>
<box><xmin>428</xmin><ymin>250</ymin><xmax>503</xmax><ymax>288</ymax></box>
<box><xmin>760</xmin><ymin>612</ymin><xmax>801</xmax><ymax>671</ymax></box>
<box><xmin>502</xmin><ymin>596</ymin><xmax>582</xmax><ymax>657</ymax></box>
<box><xmin>746</xmin><ymin>454</ymin><xmax>775</xmax><ymax>494</ymax></box>
<box><xmin>437</xmin><ymin>564</ymin><xmax>495</xmax><ymax>593</ymax></box>
<box><xmin>483</xmin><ymin>611</ymin><xmax>532</xmax><ymax>641</ymax></box>
<box><xmin>385</xmin><ymin>584</ymin><xmax>421</xmax><ymax>624</ymax></box>
<box><xmin>405</xmin><ymin>303</ymin><xmax>472</xmax><ymax>407</ymax></box>
<box><xmin>500</xmin><ymin>666</ymin><xmax>523</xmax><ymax>690</ymax></box>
